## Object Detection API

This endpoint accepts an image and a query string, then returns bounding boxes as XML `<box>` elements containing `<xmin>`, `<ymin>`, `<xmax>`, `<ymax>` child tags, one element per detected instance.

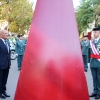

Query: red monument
<box><xmin>14</xmin><ymin>0</ymin><xmax>89</xmax><ymax>100</ymax></box>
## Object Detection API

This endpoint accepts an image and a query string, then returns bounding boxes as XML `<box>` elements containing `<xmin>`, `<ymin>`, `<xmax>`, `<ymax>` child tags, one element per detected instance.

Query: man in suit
<box><xmin>0</xmin><ymin>30</ymin><xmax>11</xmax><ymax>99</ymax></box>
<box><xmin>89</xmin><ymin>27</ymin><xmax>100</xmax><ymax>99</ymax></box>
<box><xmin>15</xmin><ymin>35</ymin><xmax>26</xmax><ymax>71</ymax></box>
<box><xmin>81</xmin><ymin>35</ymin><xmax>90</xmax><ymax>72</ymax></box>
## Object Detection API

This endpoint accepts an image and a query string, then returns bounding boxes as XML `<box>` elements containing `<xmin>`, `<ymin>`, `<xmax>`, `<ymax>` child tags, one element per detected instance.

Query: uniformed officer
<box><xmin>81</xmin><ymin>35</ymin><xmax>90</xmax><ymax>72</ymax></box>
<box><xmin>15</xmin><ymin>35</ymin><xmax>26</xmax><ymax>70</ymax></box>
<box><xmin>89</xmin><ymin>27</ymin><xmax>100</xmax><ymax>99</ymax></box>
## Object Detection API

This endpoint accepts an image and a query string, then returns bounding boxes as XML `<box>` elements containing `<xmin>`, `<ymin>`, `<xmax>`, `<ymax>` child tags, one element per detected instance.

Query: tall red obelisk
<box><xmin>14</xmin><ymin>0</ymin><xmax>89</xmax><ymax>100</ymax></box>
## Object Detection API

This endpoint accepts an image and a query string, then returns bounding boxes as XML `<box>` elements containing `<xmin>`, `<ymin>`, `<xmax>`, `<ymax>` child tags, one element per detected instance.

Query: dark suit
<box><xmin>90</xmin><ymin>38</ymin><xmax>100</xmax><ymax>95</ymax></box>
<box><xmin>0</xmin><ymin>39</ymin><xmax>11</xmax><ymax>95</ymax></box>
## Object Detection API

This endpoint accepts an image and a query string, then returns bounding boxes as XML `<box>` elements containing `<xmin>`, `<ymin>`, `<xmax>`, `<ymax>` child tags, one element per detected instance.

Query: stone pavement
<box><xmin>0</xmin><ymin>60</ymin><xmax>97</xmax><ymax>100</ymax></box>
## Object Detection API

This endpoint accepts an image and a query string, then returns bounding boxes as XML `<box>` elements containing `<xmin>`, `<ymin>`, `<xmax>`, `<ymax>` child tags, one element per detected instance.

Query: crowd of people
<box><xmin>81</xmin><ymin>27</ymin><xmax>100</xmax><ymax>99</ymax></box>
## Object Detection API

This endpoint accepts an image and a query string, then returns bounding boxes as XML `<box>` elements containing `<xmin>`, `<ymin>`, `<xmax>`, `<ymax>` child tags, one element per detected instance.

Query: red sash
<box><xmin>91</xmin><ymin>54</ymin><xmax>100</xmax><ymax>59</ymax></box>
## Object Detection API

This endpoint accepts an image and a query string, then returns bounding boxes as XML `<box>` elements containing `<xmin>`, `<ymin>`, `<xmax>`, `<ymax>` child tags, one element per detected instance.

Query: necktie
<box><xmin>5</xmin><ymin>40</ymin><xmax>9</xmax><ymax>52</ymax></box>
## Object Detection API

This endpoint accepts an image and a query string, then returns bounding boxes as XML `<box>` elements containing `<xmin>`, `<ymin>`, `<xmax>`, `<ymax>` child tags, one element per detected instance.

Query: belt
<box><xmin>91</xmin><ymin>54</ymin><xmax>100</xmax><ymax>59</ymax></box>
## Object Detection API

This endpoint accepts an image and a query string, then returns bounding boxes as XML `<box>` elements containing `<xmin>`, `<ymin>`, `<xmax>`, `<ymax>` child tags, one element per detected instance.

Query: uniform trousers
<box><xmin>82</xmin><ymin>55</ymin><xmax>88</xmax><ymax>71</ymax></box>
<box><xmin>17</xmin><ymin>55</ymin><xmax>23</xmax><ymax>69</ymax></box>
<box><xmin>90</xmin><ymin>67</ymin><xmax>100</xmax><ymax>95</ymax></box>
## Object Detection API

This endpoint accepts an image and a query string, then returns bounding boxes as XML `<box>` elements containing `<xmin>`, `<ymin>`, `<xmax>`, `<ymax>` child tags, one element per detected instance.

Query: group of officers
<box><xmin>81</xmin><ymin>27</ymin><xmax>100</xmax><ymax>99</ymax></box>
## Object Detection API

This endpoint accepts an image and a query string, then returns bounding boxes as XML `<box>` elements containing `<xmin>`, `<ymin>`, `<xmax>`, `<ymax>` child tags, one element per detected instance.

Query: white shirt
<box><xmin>0</xmin><ymin>38</ymin><xmax>5</xmax><ymax>44</ymax></box>
<box><xmin>84</xmin><ymin>40</ymin><xmax>88</xmax><ymax>43</ymax></box>
<box><xmin>94</xmin><ymin>37</ymin><xmax>100</xmax><ymax>43</ymax></box>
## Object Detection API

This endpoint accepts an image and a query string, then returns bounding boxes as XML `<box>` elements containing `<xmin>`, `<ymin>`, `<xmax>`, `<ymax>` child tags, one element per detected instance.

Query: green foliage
<box><xmin>76</xmin><ymin>0</ymin><xmax>100</xmax><ymax>35</ymax></box>
<box><xmin>94</xmin><ymin>5</ymin><xmax>100</xmax><ymax>26</ymax></box>
<box><xmin>10</xmin><ymin>21</ymin><xmax>19</xmax><ymax>33</ymax></box>
<box><xmin>76</xmin><ymin>0</ymin><xmax>94</xmax><ymax>35</ymax></box>
<box><xmin>0</xmin><ymin>0</ymin><xmax>33</xmax><ymax>34</ymax></box>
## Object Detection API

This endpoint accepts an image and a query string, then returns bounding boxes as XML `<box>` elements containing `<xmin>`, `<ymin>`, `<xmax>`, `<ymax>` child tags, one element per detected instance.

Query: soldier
<box><xmin>15</xmin><ymin>35</ymin><xmax>26</xmax><ymax>71</ymax></box>
<box><xmin>89</xmin><ymin>27</ymin><xmax>100</xmax><ymax>99</ymax></box>
<box><xmin>81</xmin><ymin>35</ymin><xmax>90</xmax><ymax>72</ymax></box>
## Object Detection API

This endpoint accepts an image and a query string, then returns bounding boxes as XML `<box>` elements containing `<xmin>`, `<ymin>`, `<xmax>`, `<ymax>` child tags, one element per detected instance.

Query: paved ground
<box><xmin>0</xmin><ymin>60</ymin><xmax>97</xmax><ymax>100</ymax></box>
<box><xmin>86</xmin><ymin>66</ymin><xmax>94</xmax><ymax>100</ymax></box>
<box><xmin>0</xmin><ymin>60</ymin><xmax>20</xmax><ymax>100</ymax></box>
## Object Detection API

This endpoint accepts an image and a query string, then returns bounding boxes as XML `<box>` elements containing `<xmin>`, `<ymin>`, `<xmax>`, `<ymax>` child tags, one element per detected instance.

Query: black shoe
<box><xmin>0</xmin><ymin>94</ymin><xmax>6</xmax><ymax>99</ymax></box>
<box><xmin>95</xmin><ymin>95</ymin><xmax>100</xmax><ymax>99</ymax></box>
<box><xmin>89</xmin><ymin>93</ymin><xmax>97</xmax><ymax>97</ymax></box>
<box><xmin>3</xmin><ymin>92</ymin><xmax>10</xmax><ymax>97</ymax></box>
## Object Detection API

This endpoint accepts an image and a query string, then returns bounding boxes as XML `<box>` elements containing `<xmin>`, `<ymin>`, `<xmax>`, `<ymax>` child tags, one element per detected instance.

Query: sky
<box><xmin>72</xmin><ymin>0</ymin><xmax>80</xmax><ymax>8</ymax></box>
<box><xmin>30</xmin><ymin>0</ymin><xmax>80</xmax><ymax>8</ymax></box>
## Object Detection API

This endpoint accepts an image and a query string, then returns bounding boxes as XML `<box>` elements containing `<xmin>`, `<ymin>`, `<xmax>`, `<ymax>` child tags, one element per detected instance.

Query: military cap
<box><xmin>92</xmin><ymin>27</ymin><xmax>100</xmax><ymax>31</ymax></box>
<box><xmin>20</xmin><ymin>34</ymin><xmax>23</xmax><ymax>37</ymax></box>
<box><xmin>17</xmin><ymin>34</ymin><xmax>21</xmax><ymax>38</ymax></box>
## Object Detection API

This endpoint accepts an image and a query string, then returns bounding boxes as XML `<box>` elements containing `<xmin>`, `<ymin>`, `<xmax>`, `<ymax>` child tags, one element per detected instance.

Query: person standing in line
<box><xmin>15</xmin><ymin>34</ymin><xmax>26</xmax><ymax>71</ymax></box>
<box><xmin>0</xmin><ymin>30</ymin><xmax>11</xmax><ymax>99</ymax></box>
<box><xmin>89</xmin><ymin>27</ymin><xmax>100</xmax><ymax>99</ymax></box>
<box><xmin>81</xmin><ymin>35</ymin><xmax>90</xmax><ymax>72</ymax></box>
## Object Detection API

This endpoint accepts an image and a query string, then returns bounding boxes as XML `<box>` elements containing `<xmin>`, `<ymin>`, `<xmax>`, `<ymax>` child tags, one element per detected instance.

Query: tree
<box><xmin>76</xmin><ymin>0</ymin><xmax>100</xmax><ymax>35</ymax></box>
<box><xmin>0</xmin><ymin>0</ymin><xmax>33</xmax><ymax>34</ymax></box>
<box><xmin>76</xmin><ymin>0</ymin><xmax>94</xmax><ymax>35</ymax></box>
<box><xmin>94</xmin><ymin>5</ymin><xmax>100</xmax><ymax>26</ymax></box>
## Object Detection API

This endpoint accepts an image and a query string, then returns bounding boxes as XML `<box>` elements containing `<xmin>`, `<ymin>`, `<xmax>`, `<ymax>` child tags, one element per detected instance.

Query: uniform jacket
<box><xmin>15</xmin><ymin>39</ymin><xmax>26</xmax><ymax>55</ymax></box>
<box><xmin>0</xmin><ymin>39</ymin><xmax>11</xmax><ymax>69</ymax></box>
<box><xmin>90</xmin><ymin>38</ymin><xmax>100</xmax><ymax>68</ymax></box>
<box><xmin>81</xmin><ymin>40</ymin><xmax>90</xmax><ymax>55</ymax></box>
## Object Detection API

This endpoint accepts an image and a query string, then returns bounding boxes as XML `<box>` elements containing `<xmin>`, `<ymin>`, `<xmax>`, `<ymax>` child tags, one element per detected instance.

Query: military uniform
<box><xmin>15</xmin><ymin>39</ymin><xmax>26</xmax><ymax>70</ymax></box>
<box><xmin>90</xmin><ymin>27</ymin><xmax>100</xmax><ymax>99</ymax></box>
<box><xmin>90</xmin><ymin>38</ymin><xmax>100</xmax><ymax>95</ymax></box>
<box><xmin>81</xmin><ymin>39</ymin><xmax>90</xmax><ymax>72</ymax></box>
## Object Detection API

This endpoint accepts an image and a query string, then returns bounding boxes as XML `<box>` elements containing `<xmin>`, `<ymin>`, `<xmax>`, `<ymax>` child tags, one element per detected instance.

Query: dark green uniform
<box><xmin>15</xmin><ymin>39</ymin><xmax>26</xmax><ymax>70</ymax></box>
<box><xmin>81</xmin><ymin>40</ymin><xmax>90</xmax><ymax>71</ymax></box>
<box><xmin>90</xmin><ymin>38</ymin><xmax>100</xmax><ymax>95</ymax></box>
